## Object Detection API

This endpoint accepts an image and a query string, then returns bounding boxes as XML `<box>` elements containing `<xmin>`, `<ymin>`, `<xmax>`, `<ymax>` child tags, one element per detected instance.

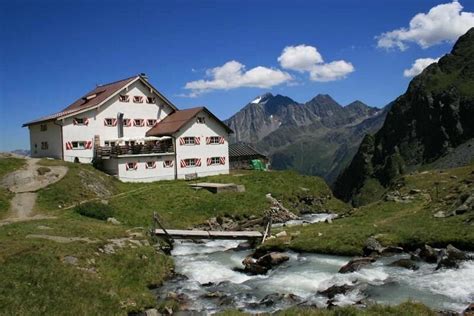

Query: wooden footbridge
<box><xmin>154</xmin><ymin>229</ymin><xmax>263</xmax><ymax>240</ymax></box>
<box><xmin>152</xmin><ymin>212</ymin><xmax>272</xmax><ymax>245</ymax></box>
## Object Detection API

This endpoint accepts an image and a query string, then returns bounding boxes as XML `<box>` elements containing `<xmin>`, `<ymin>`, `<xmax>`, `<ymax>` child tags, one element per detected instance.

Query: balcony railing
<box><xmin>96</xmin><ymin>141</ymin><xmax>174</xmax><ymax>158</ymax></box>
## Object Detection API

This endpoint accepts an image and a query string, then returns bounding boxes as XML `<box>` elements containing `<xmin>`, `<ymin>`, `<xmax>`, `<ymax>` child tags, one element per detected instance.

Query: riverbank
<box><xmin>0</xmin><ymin>157</ymin><xmax>349</xmax><ymax>315</ymax></box>
<box><xmin>264</xmin><ymin>162</ymin><xmax>474</xmax><ymax>256</ymax></box>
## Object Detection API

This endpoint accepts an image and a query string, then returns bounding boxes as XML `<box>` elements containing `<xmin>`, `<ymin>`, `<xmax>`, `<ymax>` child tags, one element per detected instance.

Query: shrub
<box><xmin>73</xmin><ymin>202</ymin><xmax>114</xmax><ymax>220</ymax></box>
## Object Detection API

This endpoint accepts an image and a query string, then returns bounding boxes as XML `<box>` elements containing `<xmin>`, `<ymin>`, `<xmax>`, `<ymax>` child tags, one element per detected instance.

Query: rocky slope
<box><xmin>333</xmin><ymin>27</ymin><xmax>474</xmax><ymax>205</ymax></box>
<box><xmin>225</xmin><ymin>94</ymin><xmax>388</xmax><ymax>183</ymax></box>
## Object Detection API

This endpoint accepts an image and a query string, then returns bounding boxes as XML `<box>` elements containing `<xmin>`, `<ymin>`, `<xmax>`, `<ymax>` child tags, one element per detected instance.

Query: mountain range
<box><xmin>333</xmin><ymin>27</ymin><xmax>474</xmax><ymax>205</ymax></box>
<box><xmin>225</xmin><ymin>93</ymin><xmax>389</xmax><ymax>183</ymax></box>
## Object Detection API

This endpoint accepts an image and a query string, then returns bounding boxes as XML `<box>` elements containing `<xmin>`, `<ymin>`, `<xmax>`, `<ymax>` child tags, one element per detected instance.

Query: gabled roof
<box><xmin>229</xmin><ymin>143</ymin><xmax>267</xmax><ymax>158</ymax></box>
<box><xmin>23</xmin><ymin>75</ymin><xmax>177</xmax><ymax>126</ymax></box>
<box><xmin>146</xmin><ymin>107</ymin><xmax>233</xmax><ymax>137</ymax></box>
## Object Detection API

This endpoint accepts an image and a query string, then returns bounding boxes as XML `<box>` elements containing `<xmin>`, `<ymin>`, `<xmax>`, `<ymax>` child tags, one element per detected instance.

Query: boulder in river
<box><xmin>436</xmin><ymin>244</ymin><xmax>470</xmax><ymax>270</ymax></box>
<box><xmin>363</xmin><ymin>237</ymin><xmax>384</xmax><ymax>256</ymax></box>
<box><xmin>338</xmin><ymin>257</ymin><xmax>376</xmax><ymax>273</ymax></box>
<box><xmin>318</xmin><ymin>284</ymin><xmax>353</xmax><ymax>299</ymax></box>
<box><xmin>418</xmin><ymin>245</ymin><xmax>438</xmax><ymax>263</ymax></box>
<box><xmin>388</xmin><ymin>259</ymin><xmax>419</xmax><ymax>271</ymax></box>
<box><xmin>241</xmin><ymin>250</ymin><xmax>290</xmax><ymax>275</ymax></box>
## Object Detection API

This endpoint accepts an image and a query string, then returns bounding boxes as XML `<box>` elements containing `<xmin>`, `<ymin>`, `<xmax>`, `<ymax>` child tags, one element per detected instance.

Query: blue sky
<box><xmin>1</xmin><ymin>0</ymin><xmax>473</xmax><ymax>151</ymax></box>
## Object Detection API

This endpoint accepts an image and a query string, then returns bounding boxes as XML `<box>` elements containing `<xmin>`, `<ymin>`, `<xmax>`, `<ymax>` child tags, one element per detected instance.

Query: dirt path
<box><xmin>1</xmin><ymin>158</ymin><xmax>68</xmax><ymax>221</ymax></box>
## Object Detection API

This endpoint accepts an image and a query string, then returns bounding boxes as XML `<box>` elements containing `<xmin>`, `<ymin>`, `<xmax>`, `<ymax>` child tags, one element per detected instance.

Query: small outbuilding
<box><xmin>229</xmin><ymin>143</ymin><xmax>269</xmax><ymax>170</ymax></box>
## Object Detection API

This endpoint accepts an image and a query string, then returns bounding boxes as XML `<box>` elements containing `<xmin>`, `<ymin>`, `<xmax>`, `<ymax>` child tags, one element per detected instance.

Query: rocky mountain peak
<box><xmin>333</xmin><ymin>28</ymin><xmax>474</xmax><ymax>206</ymax></box>
<box><xmin>309</xmin><ymin>94</ymin><xmax>341</xmax><ymax>108</ymax></box>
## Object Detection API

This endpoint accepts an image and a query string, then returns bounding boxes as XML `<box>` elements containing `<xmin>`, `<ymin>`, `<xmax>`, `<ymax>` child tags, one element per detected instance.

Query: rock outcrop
<box><xmin>334</xmin><ymin>28</ymin><xmax>474</xmax><ymax>205</ymax></box>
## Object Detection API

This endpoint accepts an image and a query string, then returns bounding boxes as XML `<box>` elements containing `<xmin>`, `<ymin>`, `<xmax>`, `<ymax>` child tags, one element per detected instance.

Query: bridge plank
<box><xmin>154</xmin><ymin>229</ymin><xmax>262</xmax><ymax>239</ymax></box>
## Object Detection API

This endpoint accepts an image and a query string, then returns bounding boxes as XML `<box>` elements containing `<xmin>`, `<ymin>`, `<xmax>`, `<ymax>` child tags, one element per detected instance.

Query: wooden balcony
<box><xmin>95</xmin><ymin>141</ymin><xmax>174</xmax><ymax>159</ymax></box>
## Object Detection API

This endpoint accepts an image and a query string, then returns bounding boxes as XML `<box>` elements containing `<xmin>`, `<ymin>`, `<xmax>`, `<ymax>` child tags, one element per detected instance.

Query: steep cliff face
<box><xmin>334</xmin><ymin>28</ymin><xmax>474</xmax><ymax>205</ymax></box>
<box><xmin>225</xmin><ymin>93</ymin><xmax>387</xmax><ymax>183</ymax></box>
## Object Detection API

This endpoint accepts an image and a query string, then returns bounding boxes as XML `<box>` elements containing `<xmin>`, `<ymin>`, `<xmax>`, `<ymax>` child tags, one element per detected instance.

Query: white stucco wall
<box><xmin>28</xmin><ymin>121</ymin><xmax>62</xmax><ymax>159</ymax></box>
<box><xmin>59</xmin><ymin>79</ymin><xmax>174</xmax><ymax>163</ymax></box>
<box><xmin>114</xmin><ymin>154</ymin><xmax>176</xmax><ymax>182</ymax></box>
<box><xmin>175</xmin><ymin>111</ymin><xmax>230</xmax><ymax>179</ymax></box>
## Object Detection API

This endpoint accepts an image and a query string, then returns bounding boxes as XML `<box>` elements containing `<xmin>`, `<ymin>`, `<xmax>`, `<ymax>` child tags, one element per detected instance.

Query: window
<box><xmin>146</xmin><ymin>161</ymin><xmax>156</xmax><ymax>169</ymax></box>
<box><xmin>72</xmin><ymin>141</ymin><xmax>86</xmax><ymax>149</ymax></box>
<box><xmin>104</xmin><ymin>141</ymin><xmax>116</xmax><ymax>147</ymax></box>
<box><xmin>41</xmin><ymin>142</ymin><xmax>48</xmax><ymax>150</ymax></box>
<box><xmin>181</xmin><ymin>137</ymin><xmax>196</xmax><ymax>145</ymax></box>
<box><xmin>208</xmin><ymin>136</ymin><xmax>220</xmax><ymax>144</ymax></box>
<box><xmin>163</xmin><ymin>160</ymin><xmax>173</xmax><ymax>168</ymax></box>
<box><xmin>73</xmin><ymin>118</ymin><xmax>88</xmax><ymax>125</ymax></box>
<box><xmin>123</xmin><ymin>119</ymin><xmax>131</xmax><ymax>127</ymax></box>
<box><xmin>104</xmin><ymin>118</ymin><xmax>115</xmax><ymax>126</ymax></box>
<box><xmin>126</xmin><ymin>162</ymin><xmax>137</xmax><ymax>171</ymax></box>
<box><xmin>210</xmin><ymin>157</ymin><xmax>220</xmax><ymax>165</ymax></box>
<box><xmin>133</xmin><ymin>96</ymin><xmax>143</xmax><ymax>103</ymax></box>
<box><xmin>146</xmin><ymin>97</ymin><xmax>156</xmax><ymax>104</ymax></box>
<box><xmin>124</xmin><ymin>141</ymin><xmax>135</xmax><ymax>146</ymax></box>
<box><xmin>133</xmin><ymin>119</ymin><xmax>144</xmax><ymax>127</ymax></box>
<box><xmin>119</xmin><ymin>95</ymin><xmax>130</xmax><ymax>102</ymax></box>
<box><xmin>197</xmin><ymin>117</ymin><xmax>205</xmax><ymax>124</ymax></box>
<box><xmin>180</xmin><ymin>158</ymin><xmax>201</xmax><ymax>168</ymax></box>
<box><xmin>40</xmin><ymin>124</ymin><xmax>47</xmax><ymax>131</ymax></box>
<box><xmin>147</xmin><ymin>119</ymin><xmax>157</xmax><ymax>127</ymax></box>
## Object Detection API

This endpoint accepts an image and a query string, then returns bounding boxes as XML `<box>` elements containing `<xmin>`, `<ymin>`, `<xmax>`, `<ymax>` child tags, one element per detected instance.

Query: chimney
<box><xmin>117</xmin><ymin>112</ymin><xmax>124</xmax><ymax>138</ymax></box>
<box><xmin>139</xmin><ymin>73</ymin><xmax>148</xmax><ymax>81</ymax></box>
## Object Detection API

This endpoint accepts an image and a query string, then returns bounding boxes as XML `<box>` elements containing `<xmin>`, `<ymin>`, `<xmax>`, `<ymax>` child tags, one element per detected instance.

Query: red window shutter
<box><xmin>73</xmin><ymin>118</ymin><xmax>77</xmax><ymax>125</ymax></box>
<box><xmin>65</xmin><ymin>142</ymin><xmax>72</xmax><ymax>150</ymax></box>
<box><xmin>207</xmin><ymin>158</ymin><xmax>211</xmax><ymax>166</ymax></box>
<box><xmin>179</xmin><ymin>138</ymin><xmax>185</xmax><ymax>145</ymax></box>
<box><xmin>196</xmin><ymin>158</ymin><xmax>201</xmax><ymax>167</ymax></box>
<box><xmin>206</xmin><ymin>137</ymin><xmax>210</xmax><ymax>144</ymax></box>
<box><xmin>180</xmin><ymin>159</ymin><xmax>187</xmax><ymax>168</ymax></box>
<box><xmin>84</xmin><ymin>118</ymin><xmax>89</xmax><ymax>126</ymax></box>
<box><xmin>220</xmin><ymin>157</ymin><xmax>226</xmax><ymax>165</ymax></box>
<box><xmin>195</xmin><ymin>137</ymin><xmax>200</xmax><ymax>145</ymax></box>
<box><xmin>219</xmin><ymin>137</ymin><xmax>225</xmax><ymax>144</ymax></box>
<box><xmin>113</xmin><ymin>119</ymin><xmax>117</xmax><ymax>126</ymax></box>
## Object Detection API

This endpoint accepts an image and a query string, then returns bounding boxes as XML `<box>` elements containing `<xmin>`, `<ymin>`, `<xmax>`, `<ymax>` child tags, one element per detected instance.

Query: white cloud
<box><xmin>184</xmin><ymin>60</ymin><xmax>292</xmax><ymax>95</ymax></box>
<box><xmin>277</xmin><ymin>45</ymin><xmax>323</xmax><ymax>72</ymax></box>
<box><xmin>278</xmin><ymin>45</ymin><xmax>354</xmax><ymax>81</ymax></box>
<box><xmin>310</xmin><ymin>60</ymin><xmax>355</xmax><ymax>82</ymax></box>
<box><xmin>403</xmin><ymin>57</ymin><xmax>440</xmax><ymax>77</ymax></box>
<box><xmin>377</xmin><ymin>1</ymin><xmax>474</xmax><ymax>50</ymax></box>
